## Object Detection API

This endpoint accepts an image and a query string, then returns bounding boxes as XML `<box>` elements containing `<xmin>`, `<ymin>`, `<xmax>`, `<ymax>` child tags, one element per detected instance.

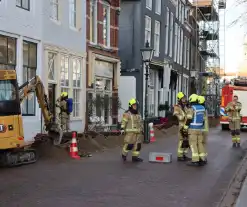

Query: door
<box><xmin>48</xmin><ymin>84</ymin><xmax>56</xmax><ymax>121</ymax></box>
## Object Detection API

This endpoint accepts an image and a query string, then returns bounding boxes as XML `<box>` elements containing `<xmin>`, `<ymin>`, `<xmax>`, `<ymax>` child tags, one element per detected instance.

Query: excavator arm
<box><xmin>19</xmin><ymin>76</ymin><xmax>63</xmax><ymax>145</ymax></box>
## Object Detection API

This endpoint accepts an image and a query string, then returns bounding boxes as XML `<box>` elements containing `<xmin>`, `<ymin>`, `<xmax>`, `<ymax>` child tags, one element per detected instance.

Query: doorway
<box><xmin>48</xmin><ymin>84</ymin><xmax>56</xmax><ymax>120</ymax></box>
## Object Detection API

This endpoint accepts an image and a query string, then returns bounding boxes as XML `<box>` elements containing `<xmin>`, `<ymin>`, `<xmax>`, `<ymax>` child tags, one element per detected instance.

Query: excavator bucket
<box><xmin>46</xmin><ymin>123</ymin><xmax>63</xmax><ymax>146</ymax></box>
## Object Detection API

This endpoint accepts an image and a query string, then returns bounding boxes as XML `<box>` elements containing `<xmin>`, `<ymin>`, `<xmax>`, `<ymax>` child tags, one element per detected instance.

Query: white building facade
<box><xmin>0</xmin><ymin>0</ymin><xmax>87</xmax><ymax>142</ymax></box>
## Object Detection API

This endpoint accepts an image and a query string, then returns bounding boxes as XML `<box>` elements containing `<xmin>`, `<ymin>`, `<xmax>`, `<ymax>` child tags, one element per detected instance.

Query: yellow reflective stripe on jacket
<box><xmin>126</xmin><ymin>128</ymin><xmax>141</xmax><ymax>132</ymax></box>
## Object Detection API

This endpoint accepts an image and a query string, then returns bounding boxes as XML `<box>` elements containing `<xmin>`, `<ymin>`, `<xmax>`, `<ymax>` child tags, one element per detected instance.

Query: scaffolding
<box><xmin>192</xmin><ymin>0</ymin><xmax>226</xmax><ymax>116</ymax></box>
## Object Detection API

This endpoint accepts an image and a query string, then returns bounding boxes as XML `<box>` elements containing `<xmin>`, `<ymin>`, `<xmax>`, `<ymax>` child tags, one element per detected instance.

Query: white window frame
<box><xmin>183</xmin><ymin>36</ymin><xmax>187</xmax><ymax>68</ymax></box>
<box><xmin>176</xmin><ymin>1</ymin><xmax>179</xmax><ymax>18</ymax></box>
<box><xmin>60</xmin><ymin>55</ymin><xmax>83</xmax><ymax>119</ymax></box>
<box><xmin>90</xmin><ymin>0</ymin><xmax>98</xmax><ymax>44</ymax></box>
<box><xmin>187</xmin><ymin>38</ymin><xmax>190</xmax><ymax>69</ymax></box>
<box><xmin>155</xmin><ymin>0</ymin><xmax>161</xmax><ymax>15</ymax></box>
<box><xmin>181</xmin><ymin>4</ymin><xmax>184</xmax><ymax>24</ymax></box>
<box><xmin>50</xmin><ymin>0</ymin><xmax>59</xmax><ymax>21</ymax></box>
<box><xmin>145</xmin><ymin>15</ymin><xmax>152</xmax><ymax>44</ymax></box>
<box><xmin>177</xmin><ymin>26</ymin><xmax>180</xmax><ymax>62</ymax></box>
<box><xmin>174</xmin><ymin>23</ymin><xmax>178</xmax><ymax>62</ymax></box>
<box><xmin>183</xmin><ymin>75</ymin><xmax>189</xmax><ymax>97</ymax></box>
<box><xmin>177</xmin><ymin>1</ymin><xmax>180</xmax><ymax>20</ymax></box>
<box><xmin>165</xmin><ymin>7</ymin><xmax>169</xmax><ymax>55</ymax></box>
<box><xmin>169</xmin><ymin>12</ymin><xmax>174</xmax><ymax>57</ymax></box>
<box><xmin>180</xmin><ymin>29</ymin><xmax>183</xmax><ymax>65</ymax></box>
<box><xmin>69</xmin><ymin>0</ymin><xmax>77</xmax><ymax>28</ymax></box>
<box><xmin>16</xmin><ymin>0</ymin><xmax>30</xmax><ymax>10</ymax></box>
<box><xmin>154</xmin><ymin>21</ymin><xmax>160</xmax><ymax>57</ymax></box>
<box><xmin>102</xmin><ymin>2</ymin><xmax>111</xmax><ymax>47</ymax></box>
<box><xmin>179</xmin><ymin>1</ymin><xmax>182</xmax><ymax>22</ymax></box>
<box><xmin>146</xmin><ymin>0</ymin><xmax>152</xmax><ymax>10</ymax></box>
<box><xmin>48</xmin><ymin>52</ymin><xmax>57</xmax><ymax>82</ymax></box>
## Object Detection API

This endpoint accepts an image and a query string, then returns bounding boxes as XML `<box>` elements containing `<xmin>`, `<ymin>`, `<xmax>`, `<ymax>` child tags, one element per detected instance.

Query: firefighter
<box><xmin>120</xmin><ymin>98</ymin><xmax>143</xmax><ymax>162</ymax></box>
<box><xmin>173</xmin><ymin>92</ymin><xmax>190</xmax><ymax>161</ymax></box>
<box><xmin>198</xmin><ymin>95</ymin><xmax>208</xmax><ymax>163</ymax></box>
<box><xmin>56</xmin><ymin>92</ymin><xmax>70</xmax><ymax>132</ymax></box>
<box><xmin>182</xmin><ymin>94</ymin><xmax>207</xmax><ymax>166</ymax></box>
<box><xmin>225</xmin><ymin>95</ymin><xmax>242</xmax><ymax>147</ymax></box>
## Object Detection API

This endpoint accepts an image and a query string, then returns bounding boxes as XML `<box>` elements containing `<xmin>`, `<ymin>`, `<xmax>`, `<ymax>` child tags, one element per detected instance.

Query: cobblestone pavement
<box><xmin>0</xmin><ymin>128</ymin><xmax>246</xmax><ymax>207</ymax></box>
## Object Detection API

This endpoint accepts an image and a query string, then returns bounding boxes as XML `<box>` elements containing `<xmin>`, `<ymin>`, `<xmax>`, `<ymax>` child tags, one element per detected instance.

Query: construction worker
<box><xmin>173</xmin><ymin>92</ymin><xmax>190</xmax><ymax>161</ymax></box>
<box><xmin>225</xmin><ymin>95</ymin><xmax>242</xmax><ymax>147</ymax></box>
<box><xmin>56</xmin><ymin>92</ymin><xmax>70</xmax><ymax>132</ymax></box>
<box><xmin>121</xmin><ymin>98</ymin><xmax>143</xmax><ymax>162</ymax></box>
<box><xmin>198</xmin><ymin>95</ymin><xmax>209</xmax><ymax>163</ymax></box>
<box><xmin>182</xmin><ymin>94</ymin><xmax>207</xmax><ymax>166</ymax></box>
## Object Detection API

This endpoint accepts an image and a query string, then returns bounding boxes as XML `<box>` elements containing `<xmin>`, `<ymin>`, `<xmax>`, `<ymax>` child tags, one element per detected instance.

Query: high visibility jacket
<box><xmin>173</xmin><ymin>104</ymin><xmax>187</xmax><ymax>127</ymax></box>
<box><xmin>187</xmin><ymin>104</ymin><xmax>205</xmax><ymax>130</ymax></box>
<box><xmin>121</xmin><ymin>111</ymin><xmax>143</xmax><ymax>133</ymax></box>
<box><xmin>225</xmin><ymin>101</ymin><xmax>242</xmax><ymax>121</ymax></box>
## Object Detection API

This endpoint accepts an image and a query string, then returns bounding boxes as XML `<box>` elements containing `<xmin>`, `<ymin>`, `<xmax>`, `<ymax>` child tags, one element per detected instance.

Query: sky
<box><xmin>220</xmin><ymin>0</ymin><xmax>246</xmax><ymax>72</ymax></box>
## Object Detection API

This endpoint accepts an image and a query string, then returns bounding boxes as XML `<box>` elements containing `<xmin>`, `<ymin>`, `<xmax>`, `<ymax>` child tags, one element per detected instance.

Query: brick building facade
<box><xmin>86</xmin><ymin>0</ymin><xmax>121</xmax><ymax>128</ymax></box>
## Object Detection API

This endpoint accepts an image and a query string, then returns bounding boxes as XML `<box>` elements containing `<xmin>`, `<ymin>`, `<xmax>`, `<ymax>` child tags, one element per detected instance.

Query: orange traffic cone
<box><xmin>69</xmin><ymin>131</ymin><xmax>80</xmax><ymax>159</ymax></box>
<box><xmin>149</xmin><ymin>122</ymin><xmax>156</xmax><ymax>142</ymax></box>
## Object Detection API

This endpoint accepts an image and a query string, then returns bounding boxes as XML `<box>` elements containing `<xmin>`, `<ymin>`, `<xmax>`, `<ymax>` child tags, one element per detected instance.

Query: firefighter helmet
<box><xmin>189</xmin><ymin>94</ymin><xmax>198</xmax><ymax>103</ymax></box>
<box><xmin>129</xmin><ymin>98</ymin><xmax>137</xmax><ymax>107</ymax></box>
<box><xmin>198</xmin><ymin>96</ymin><xmax>205</xmax><ymax>104</ymax></box>
<box><xmin>177</xmin><ymin>92</ymin><xmax>185</xmax><ymax>101</ymax></box>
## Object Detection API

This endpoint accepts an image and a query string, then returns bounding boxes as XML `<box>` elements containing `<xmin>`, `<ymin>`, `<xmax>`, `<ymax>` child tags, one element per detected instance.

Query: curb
<box><xmin>217</xmin><ymin>142</ymin><xmax>247</xmax><ymax>207</ymax></box>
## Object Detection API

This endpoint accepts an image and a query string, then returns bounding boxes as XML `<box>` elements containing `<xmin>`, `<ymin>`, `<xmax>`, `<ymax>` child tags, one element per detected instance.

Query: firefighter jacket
<box><xmin>56</xmin><ymin>98</ymin><xmax>68</xmax><ymax>115</ymax></box>
<box><xmin>225</xmin><ymin>101</ymin><xmax>242</xmax><ymax>121</ymax></box>
<box><xmin>173</xmin><ymin>104</ymin><xmax>187</xmax><ymax>127</ymax></box>
<box><xmin>121</xmin><ymin>111</ymin><xmax>143</xmax><ymax>134</ymax></box>
<box><xmin>186</xmin><ymin>104</ymin><xmax>206</xmax><ymax>130</ymax></box>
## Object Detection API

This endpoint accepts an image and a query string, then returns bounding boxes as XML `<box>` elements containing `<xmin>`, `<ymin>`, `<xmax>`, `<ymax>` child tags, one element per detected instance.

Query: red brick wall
<box><xmin>86</xmin><ymin>0</ymin><xmax>120</xmax><ymax>57</ymax></box>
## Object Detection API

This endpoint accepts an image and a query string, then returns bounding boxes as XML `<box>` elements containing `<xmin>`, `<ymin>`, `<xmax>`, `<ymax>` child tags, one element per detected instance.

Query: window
<box><xmin>183</xmin><ymin>76</ymin><xmax>188</xmax><ymax>97</ymax></box>
<box><xmin>187</xmin><ymin>38</ymin><xmax>190</xmax><ymax>69</ymax></box>
<box><xmin>181</xmin><ymin>4</ymin><xmax>184</xmax><ymax>24</ymax></box>
<box><xmin>177</xmin><ymin>26</ymin><xmax>180</xmax><ymax>62</ymax></box>
<box><xmin>176</xmin><ymin>1</ymin><xmax>179</xmax><ymax>18</ymax></box>
<box><xmin>16</xmin><ymin>0</ymin><xmax>30</xmax><ymax>10</ymax></box>
<box><xmin>165</xmin><ymin>8</ymin><xmax>169</xmax><ymax>55</ymax></box>
<box><xmin>22</xmin><ymin>41</ymin><xmax>37</xmax><ymax>116</ymax></box>
<box><xmin>0</xmin><ymin>35</ymin><xmax>16</xmax><ymax>69</ymax></box>
<box><xmin>177</xmin><ymin>1</ymin><xmax>180</xmax><ymax>20</ymax></box>
<box><xmin>145</xmin><ymin>16</ymin><xmax>151</xmax><ymax>44</ymax></box>
<box><xmin>60</xmin><ymin>56</ymin><xmax>82</xmax><ymax>118</ymax></box>
<box><xmin>169</xmin><ymin>12</ymin><xmax>174</xmax><ymax>57</ymax></box>
<box><xmin>155</xmin><ymin>0</ymin><xmax>161</xmax><ymax>14</ymax></box>
<box><xmin>69</xmin><ymin>0</ymin><xmax>76</xmax><ymax>28</ymax></box>
<box><xmin>90</xmin><ymin>0</ymin><xmax>97</xmax><ymax>43</ymax></box>
<box><xmin>154</xmin><ymin>21</ymin><xmax>160</xmax><ymax>57</ymax></box>
<box><xmin>180</xmin><ymin>29</ymin><xmax>183</xmax><ymax>65</ymax></box>
<box><xmin>183</xmin><ymin>36</ymin><xmax>187</xmax><ymax>67</ymax></box>
<box><xmin>48</xmin><ymin>52</ymin><xmax>56</xmax><ymax>81</ymax></box>
<box><xmin>179</xmin><ymin>1</ymin><xmax>182</xmax><ymax>22</ymax></box>
<box><xmin>174</xmin><ymin>23</ymin><xmax>178</xmax><ymax>62</ymax></box>
<box><xmin>0</xmin><ymin>80</ymin><xmax>16</xmax><ymax>101</ymax></box>
<box><xmin>102</xmin><ymin>3</ymin><xmax>110</xmax><ymax>47</ymax></box>
<box><xmin>50</xmin><ymin>0</ymin><xmax>59</xmax><ymax>21</ymax></box>
<box><xmin>72</xmin><ymin>59</ymin><xmax>81</xmax><ymax>118</ymax></box>
<box><xmin>146</xmin><ymin>0</ymin><xmax>152</xmax><ymax>10</ymax></box>
<box><xmin>60</xmin><ymin>55</ymin><xmax>69</xmax><ymax>92</ymax></box>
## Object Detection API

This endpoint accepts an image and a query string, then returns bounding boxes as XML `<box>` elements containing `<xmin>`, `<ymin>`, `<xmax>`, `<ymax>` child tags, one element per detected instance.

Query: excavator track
<box><xmin>0</xmin><ymin>148</ymin><xmax>38</xmax><ymax>167</ymax></box>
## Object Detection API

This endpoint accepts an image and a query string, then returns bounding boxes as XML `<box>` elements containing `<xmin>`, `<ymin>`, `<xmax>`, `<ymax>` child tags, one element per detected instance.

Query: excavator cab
<box><xmin>0</xmin><ymin>70</ymin><xmax>26</xmax><ymax>149</ymax></box>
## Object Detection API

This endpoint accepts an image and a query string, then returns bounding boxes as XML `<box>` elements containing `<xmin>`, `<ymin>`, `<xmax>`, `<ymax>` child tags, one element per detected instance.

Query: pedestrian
<box><xmin>181</xmin><ymin>94</ymin><xmax>207</xmax><ymax>166</ymax></box>
<box><xmin>225</xmin><ymin>95</ymin><xmax>242</xmax><ymax>147</ymax></box>
<box><xmin>56</xmin><ymin>92</ymin><xmax>71</xmax><ymax>132</ymax></box>
<box><xmin>173</xmin><ymin>92</ymin><xmax>191</xmax><ymax>161</ymax></box>
<box><xmin>120</xmin><ymin>98</ymin><xmax>143</xmax><ymax>162</ymax></box>
<box><xmin>198</xmin><ymin>95</ymin><xmax>208</xmax><ymax>164</ymax></box>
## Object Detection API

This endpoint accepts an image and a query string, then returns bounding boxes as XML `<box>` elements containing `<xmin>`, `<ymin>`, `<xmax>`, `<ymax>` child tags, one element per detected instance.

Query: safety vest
<box><xmin>189</xmin><ymin>104</ymin><xmax>205</xmax><ymax>130</ymax></box>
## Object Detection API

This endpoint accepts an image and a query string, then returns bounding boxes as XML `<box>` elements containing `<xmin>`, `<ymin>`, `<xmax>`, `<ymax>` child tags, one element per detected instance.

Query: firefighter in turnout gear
<box><xmin>198</xmin><ymin>96</ymin><xmax>208</xmax><ymax>162</ymax></box>
<box><xmin>225</xmin><ymin>95</ymin><xmax>242</xmax><ymax>147</ymax></box>
<box><xmin>56</xmin><ymin>92</ymin><xmax>70</xmax><ymax>132</ymax></box>
<box><xmin>183</xmin><ymin>94</ymin><xmax>207</xmax><ymax>166</ymax></box>
<box><xmin>173</xmin><ymin>92</ymin><xmax>191</xmax><ymax>161</ymax></box>
<box><xmin>121</xmin><ymin>98</ymin><xmax>143</xmax><ymax>162</ymax></box>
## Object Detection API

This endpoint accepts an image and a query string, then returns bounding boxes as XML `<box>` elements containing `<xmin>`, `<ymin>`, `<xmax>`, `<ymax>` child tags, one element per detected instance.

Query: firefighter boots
<box><xmin>132</xmin><ymin>156</ymin><xmax>143</xmax><ymax>162</ymax></box>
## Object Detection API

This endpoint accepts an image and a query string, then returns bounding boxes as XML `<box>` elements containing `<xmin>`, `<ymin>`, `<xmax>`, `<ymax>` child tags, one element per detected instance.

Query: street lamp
<box><xmin>140</xmin><ymin>41</ymin><xmax>154</xmax><ymax>143</ymax></box>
